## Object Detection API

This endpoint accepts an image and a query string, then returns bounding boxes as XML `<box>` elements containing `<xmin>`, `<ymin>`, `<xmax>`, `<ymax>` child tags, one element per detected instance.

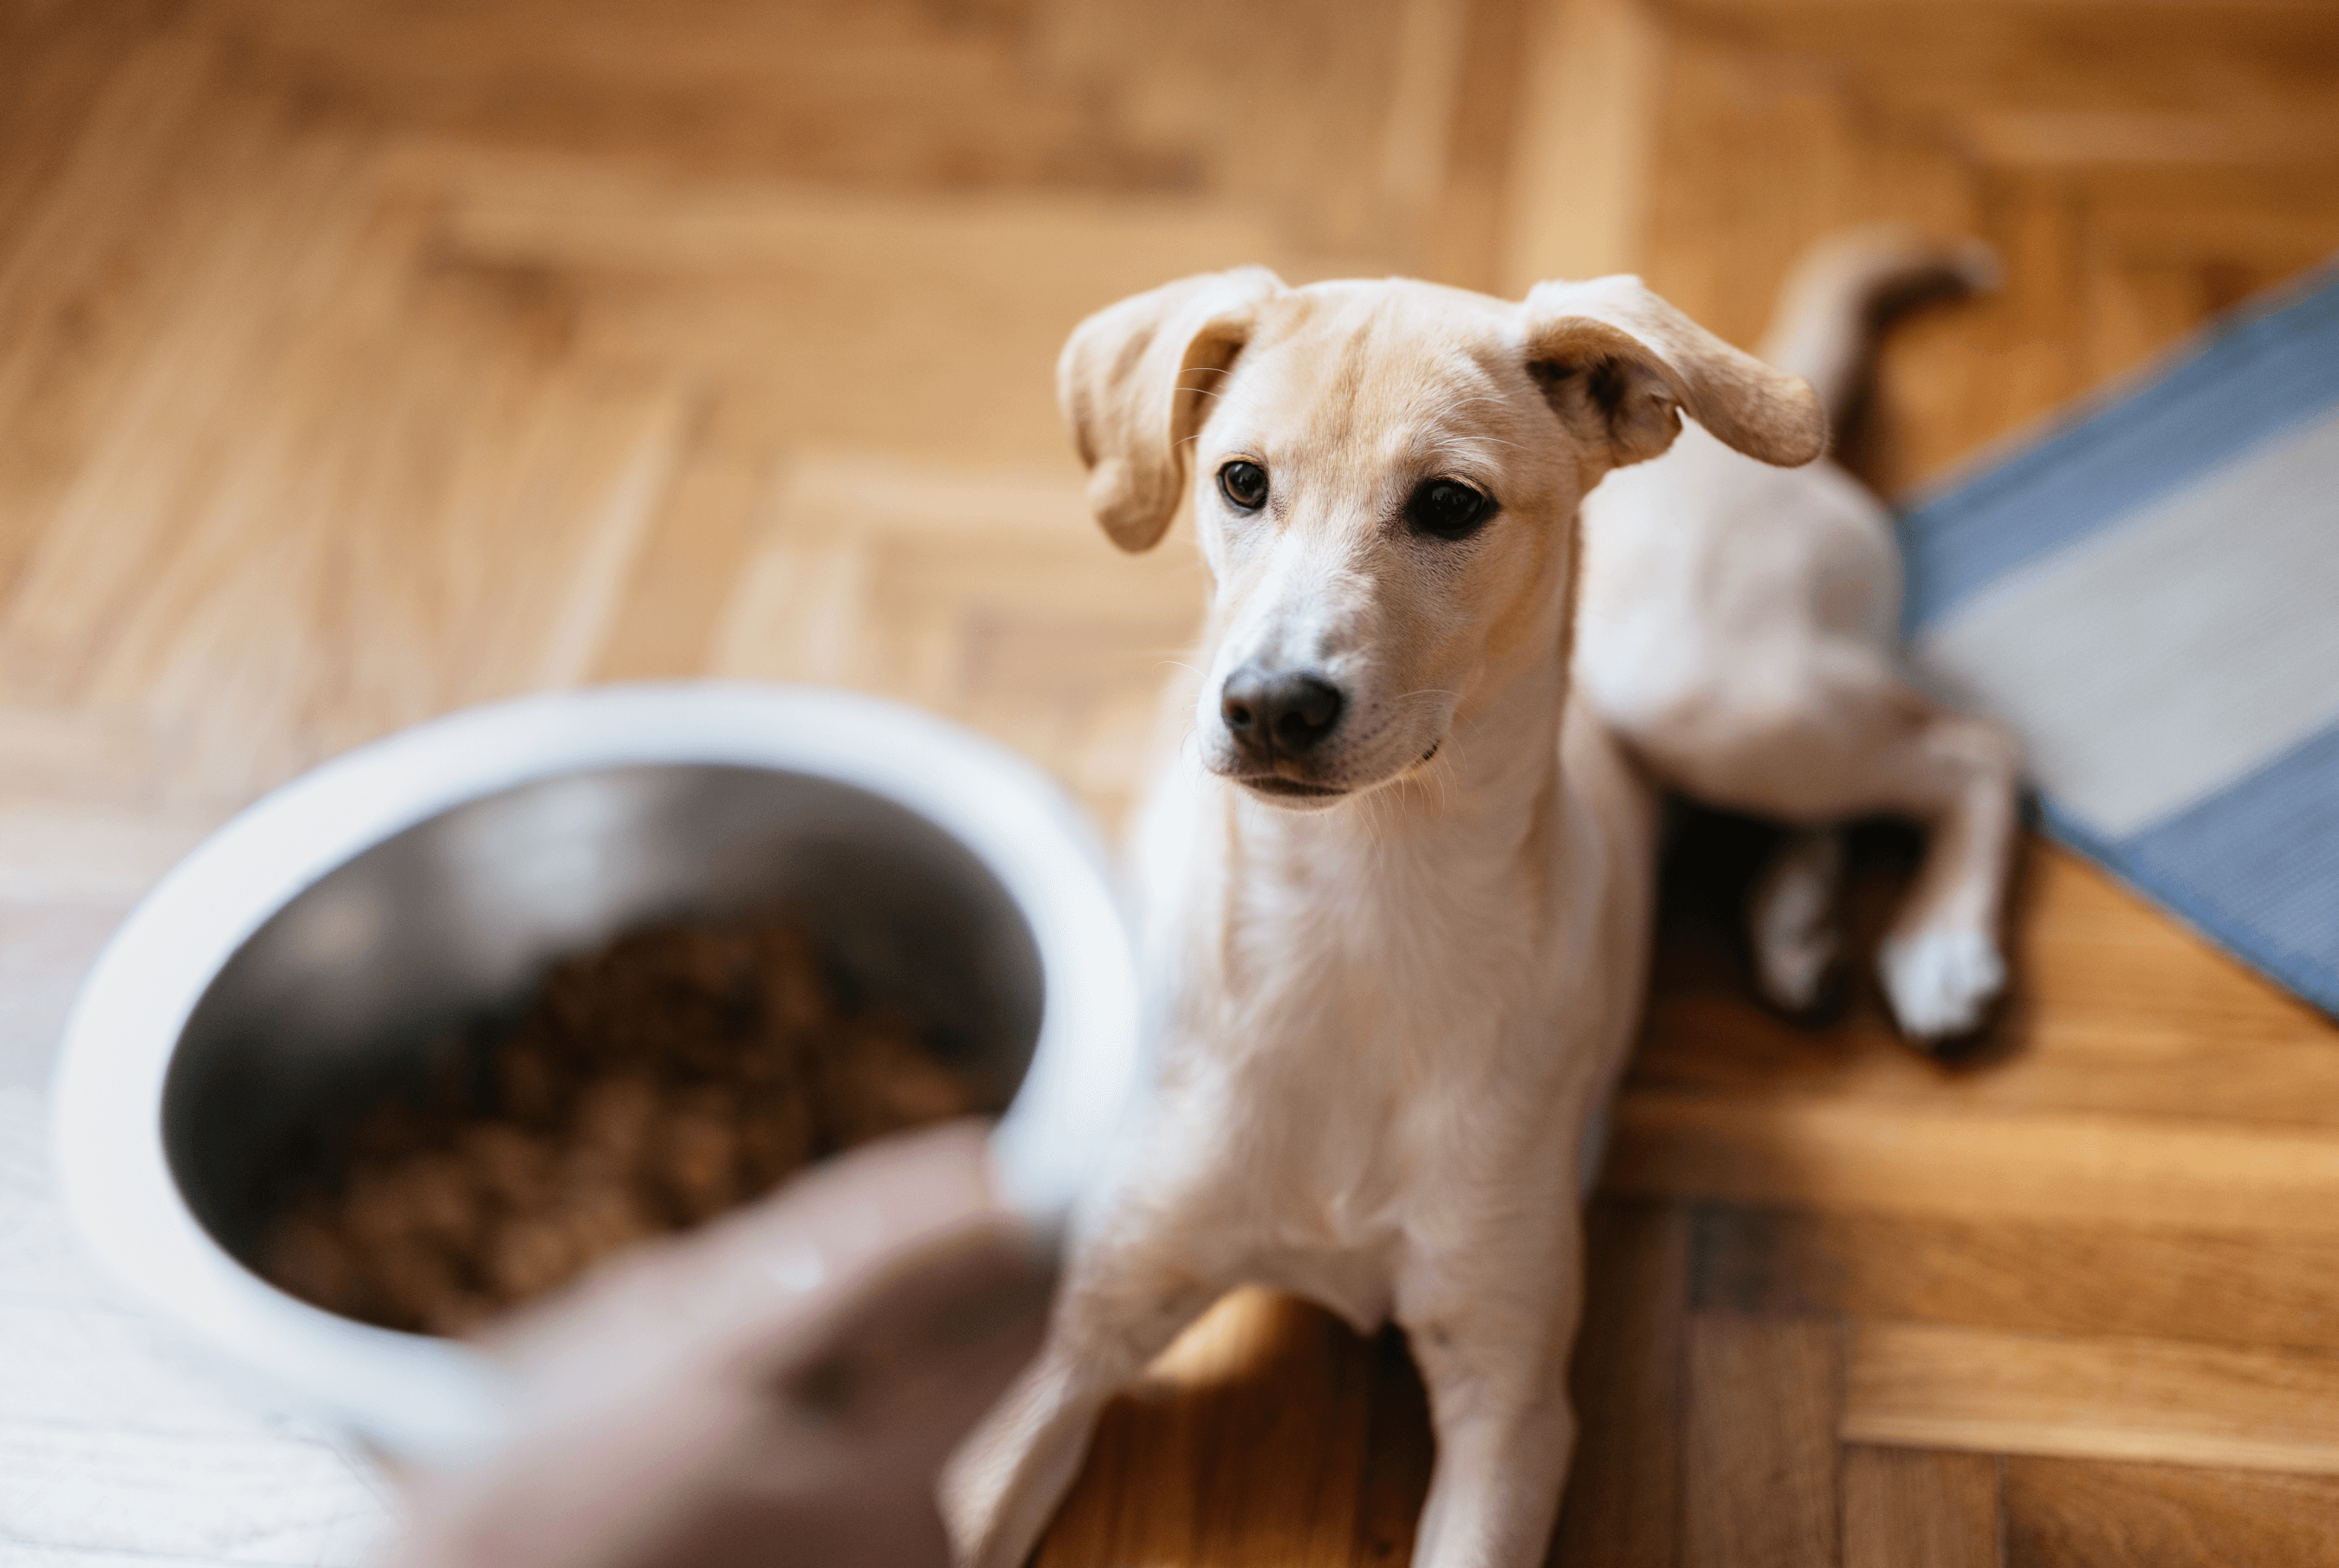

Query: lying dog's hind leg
<box><xmin>943</xmin><ymin>1240</ymin><xmax>1222</xmax><ymax>1568</ymax></box>
<box><xmin>1655</xmin><ymin>664</ymin><xmax>2020</xmax><ymax>1046</ymax></box>
<box><xmin>1747</xmin><ymin>826</ymin><xmax>1845</xmax><ymax>1017</ymax></box>
<box><xmin>1870</xmin><ymin>702</ymin><xmax>2023</xmax><ymax>1045</ymax></box>
<box><xmin>1734</xmin><ymin>674</ymin><xmax>2022</xmax><ymax>1044</ymax></box>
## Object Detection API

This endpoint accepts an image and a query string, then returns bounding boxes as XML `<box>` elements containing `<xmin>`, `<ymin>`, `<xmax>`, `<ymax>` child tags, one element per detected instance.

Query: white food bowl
<box><xmin>51</xmin><ymin>683</ymin><xmax>1141</xmax><ymax>1460</ymax></box>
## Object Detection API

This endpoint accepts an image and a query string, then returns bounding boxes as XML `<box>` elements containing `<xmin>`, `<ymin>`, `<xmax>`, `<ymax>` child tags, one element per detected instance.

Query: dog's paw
<box><xmin>1878</xmin><ymin>926</ymin><xmax>2006</xmax><ymax>1044</ymax></box>
<box><xmin>1749</xmin><ymin>830</ymin><xmax>1843</xmax><ymax>1017</ymax></box>
<box><xmin>1755</xmin><ymin>915</ymin><xmax>1840</xmax><ymax>1017</ymax></box>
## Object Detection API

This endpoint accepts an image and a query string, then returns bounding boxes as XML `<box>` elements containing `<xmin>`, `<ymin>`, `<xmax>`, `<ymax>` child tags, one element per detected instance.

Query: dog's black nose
<box><xmin>1221</xmin><ymin>666</ymin><xmax>1345</xmax><ymax>756</ymax></box>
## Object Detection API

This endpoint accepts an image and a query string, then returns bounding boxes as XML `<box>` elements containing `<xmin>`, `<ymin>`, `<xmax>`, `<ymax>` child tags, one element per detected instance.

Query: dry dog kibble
<box><xmin>255</xmin><ymin>918</ymin><xmax>984</xmax><ymax>1335</ymax></box>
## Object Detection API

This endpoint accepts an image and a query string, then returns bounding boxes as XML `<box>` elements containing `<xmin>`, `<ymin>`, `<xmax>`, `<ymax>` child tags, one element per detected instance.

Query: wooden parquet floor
<box><xmin>5</xmin><ymin>0</ymin><xmax>2338</xmax><ymax>1562</ymax></box>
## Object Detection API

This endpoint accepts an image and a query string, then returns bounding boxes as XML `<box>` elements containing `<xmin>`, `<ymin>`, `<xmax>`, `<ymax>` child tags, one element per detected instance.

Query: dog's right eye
<box><xmin>1218</xmin><ymin>461</ymin><xmax>1269</xmax><ymax>512</ymax></box>
<box><xmin>1407</xmin><ymin>478</ymin><xmax>1494</xmax><ymax>541</ymax></box>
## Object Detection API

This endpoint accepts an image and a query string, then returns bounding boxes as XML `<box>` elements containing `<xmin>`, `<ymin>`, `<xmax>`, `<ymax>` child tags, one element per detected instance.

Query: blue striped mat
<box><xmin>1899</xmin><ymin>258</ymin><xmax>2339</xmax><ymax>1015</ymax></box>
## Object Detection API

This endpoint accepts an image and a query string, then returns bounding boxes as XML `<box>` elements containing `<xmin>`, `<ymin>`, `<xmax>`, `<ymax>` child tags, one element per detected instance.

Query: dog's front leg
<box><xmin>943</xmin><ymin>1219</ymin><xmax>1226</xmax><ymax>1568</ymax></box>
<box><xmin>1397</xmin><ymin>1210</ymin><xmax>1585</xmax><ymax>1568</ymax></box>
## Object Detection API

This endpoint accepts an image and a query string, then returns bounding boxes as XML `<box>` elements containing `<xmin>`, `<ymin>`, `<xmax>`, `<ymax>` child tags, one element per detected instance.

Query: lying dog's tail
<box><xmin>1758</xmin><ymin>224</ymin><xmax>2000</xmax><ymax>432</ymax></box>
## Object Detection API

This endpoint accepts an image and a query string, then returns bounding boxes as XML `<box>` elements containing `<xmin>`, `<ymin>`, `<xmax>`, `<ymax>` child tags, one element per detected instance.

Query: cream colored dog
<box><xmin>1578</xmin><ymin>227</ymin><xmax>2020</xmax><ymax>1040</ymax></box>
<box><xmin>943</xmin><ymin>267</ymin><xmax>1825</xmax><ymax>1568</ymax></box>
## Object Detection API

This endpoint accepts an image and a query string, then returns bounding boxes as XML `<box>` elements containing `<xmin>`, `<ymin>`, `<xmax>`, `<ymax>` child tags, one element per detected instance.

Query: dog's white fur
<box><xmin>944</xmin><ymin>267</ymin><xmax>1828</xmax><ymax>1568</ymax></box>
<box><xmin>1577</xmin><ymin>227</ymin><xmax>2022</xmax><ymax>1040</ymax></box>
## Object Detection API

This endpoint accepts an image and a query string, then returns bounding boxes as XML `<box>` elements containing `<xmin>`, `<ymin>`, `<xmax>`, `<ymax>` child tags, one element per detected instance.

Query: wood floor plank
<box><xmin>2003</xmin><ymin>1456</ymin><xmax>2339</xmax><ymax>1568</ymax></box>
<box><xmin>0</xmin><ymin>807</ymin><xmax>209</xmax><ymax>907</ymax></box>
<box><xmin>1639</xmin><ymin>28</ymin><xmax>1980</xmax><ymax>370</ymax></box>
<box><xmin>1347</xmin><ymin>1329</ymin><xmax>1431</xmax><ymax>1568</ymax></box>
<box><xmin>0</xmin><ymin>706</ymin><xmax>164</xmax><ymax>812</ymax></box>
<box><xmin>204</xmin><ymin>0</ymin><xmax>1456</xmax><ymax>268</ymax></box>
<box><xmin>1960</xmin><ymin>107</ymin><xmax>2339</xmax><ymax>172</ymax></box>
<box><xmin>1846</xmin><ymin>1323</ymin><xmax>2339</xmax><ymax>1474</ymax></box>
<box><xmin>1500</xmin><ymin>0</ymin><xmax>1666</xmax><ymax>292</ymax></box>
<box><xmin>1351</xmin><ymin>1325</ymin><xmax>1437</xmax><ymax>1568</ymax></box>
<box><xmin>425</xmin><ymin>152</ymin><xmax>1320</xmax><ymax>470</ymax></box>
<box><xmin>1694</xmin><ymin>1206</ymin><xmax>2339</xmax><ymax>1355</ymax></box>
<box><xmin>1606</xmin><ymin>1093</ymin><xmax>2339</xmax><ymax>1239</ymax></box>
<box><xmin>589</xmin><ymin>413</ymin><xmax>774</xmax><ymax>684</ymax></box>
<box><xmin>0</xmin><ymin>899</ymin><xmax>126</xmax><ymax>1087</ymax></box>
<box><xmin>1552</xmin><ymin>1200</ymin><xmax>1690</xmax><ymax>1568</ymax></box>
<box><xmin>0</xmin><ymin>69</ymin><xmax>367</xmax><ymax>694</ymax></box>
<box><xmin>0</xmin><ymin>27</ymin><xmax>218</xmax><ymax>447</ymax></box>
<box><xmin>1630</xmin><ymin>992</ymin><xmax>2339</xmax><ymax>1130</ymax></box>
<box><xmin>1842</xmin><ymin>1448</ymin><xmax>2001</xmax><ymax>1568</ymax></box>
<box><xmin>1683</xmin><ymin>1315</ymin><xmax>1842</xmax><ymax>1568</ymax></box>
<box><xmin>1422</xmin><ymin>0</ymin><xmax>1532</xmax><ymax>295</ymax></box>
<box><xmin>0</xmin><ymin>2</ymin><xmax>177</xmax><ymax>247</ymax></box>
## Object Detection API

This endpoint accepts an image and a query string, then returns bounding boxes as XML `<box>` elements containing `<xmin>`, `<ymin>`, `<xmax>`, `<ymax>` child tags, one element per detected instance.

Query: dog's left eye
<box><xmin>1407</xmin><ymin>478</ymin><xmax>1494</xmax><ymax>541</ymax></box>
<box><xmin>1218</xmin><ymin>461</ymin><xmax>1269</xmax><ymax>512</ymax></box>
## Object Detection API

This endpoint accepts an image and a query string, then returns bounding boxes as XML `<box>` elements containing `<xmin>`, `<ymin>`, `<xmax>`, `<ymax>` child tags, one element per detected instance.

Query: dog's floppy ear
<box><xmin>1522</xmin><ymin>275</ymin><xmax>1826</xmax><ymax>477</ymax></box>
<box><xmin>1058</xmin><ymin>267</ymin><xmax>1286</xmax><ymax>553</ymax></box>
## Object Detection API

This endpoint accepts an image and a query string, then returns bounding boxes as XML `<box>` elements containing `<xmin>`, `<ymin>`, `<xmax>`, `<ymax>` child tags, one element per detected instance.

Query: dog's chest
<box><xmin>1151</xmin><ymin>802</ymin><xmax>1594</xmax><ymax>1242</ymax></box>
<box><xmin>1183</xmin><ymin>900</ymin><xmax>1595</xmax><ymax>1332</ymax></box>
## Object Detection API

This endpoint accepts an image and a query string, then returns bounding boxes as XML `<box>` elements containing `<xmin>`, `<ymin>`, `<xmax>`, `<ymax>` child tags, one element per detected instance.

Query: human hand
<box><xmin>384</xmin><ymin>1121</ymin><xmax>1053</xmax><ymax>1568</ymax></box>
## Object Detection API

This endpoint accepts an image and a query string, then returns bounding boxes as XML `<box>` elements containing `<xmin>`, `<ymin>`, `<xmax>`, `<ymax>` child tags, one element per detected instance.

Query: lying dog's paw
<box><xmin>1748</xmin><ymin>829</ymin><xmax>1843</xmax><ymax>1018</ymax></box>
<box><xmin>1753</xmin><ymin>904</ymin><xmax>1841</xmax><ymax>1018</ymax></box>
<box><xmin>1878</xmin><ymin>926</ymin><xmax>2006</xmax><ymax>1045</ymax></box>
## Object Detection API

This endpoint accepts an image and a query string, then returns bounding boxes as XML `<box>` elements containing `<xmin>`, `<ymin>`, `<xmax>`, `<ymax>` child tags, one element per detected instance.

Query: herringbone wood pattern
<box><xmin>4</xmin><ymin>0</ymin><xmax>2337</xmax><ymax>1561</ymax></box>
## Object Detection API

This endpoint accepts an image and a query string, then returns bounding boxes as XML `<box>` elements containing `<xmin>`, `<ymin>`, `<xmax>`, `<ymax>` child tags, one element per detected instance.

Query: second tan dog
<box><xmin>1578</xmin><ymin>227</ymin><xmax>2020</xmax><ymax>1042</ymax></box>
<box><xmin>944</xmin><ymin>269</ymin><xmax>1824</xmax><ymax>1566</ymax></box>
